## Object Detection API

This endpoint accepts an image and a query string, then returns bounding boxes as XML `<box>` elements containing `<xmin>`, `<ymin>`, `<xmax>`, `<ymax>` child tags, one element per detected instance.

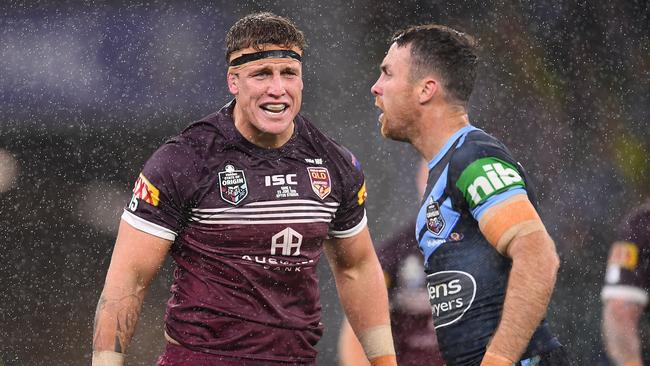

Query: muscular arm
<box><xmin>478</xmin><ymin>195</ymin><xmax>560</xmax><ymax>365</ymax></box>
<box><xmin>603</xmin><ymin>298</ymin><xmax>644</xmax><ymax>366</ymax></box>
<box><xmin>324</xmin><ymin>226</ymin><xmax>396</xmax><ymax>366</ymax></box>
<box><xmin>92</xmin><ymin>219</ymin><xmax>172</xmax><ymax>365</ymax></box>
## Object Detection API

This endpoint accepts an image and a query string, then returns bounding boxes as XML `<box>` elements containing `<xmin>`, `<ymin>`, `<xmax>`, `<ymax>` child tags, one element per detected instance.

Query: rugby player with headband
<box><xmin>92</xmin><ymin>12</ymin><xmax>396</xmax><ymax>366</ymax></box>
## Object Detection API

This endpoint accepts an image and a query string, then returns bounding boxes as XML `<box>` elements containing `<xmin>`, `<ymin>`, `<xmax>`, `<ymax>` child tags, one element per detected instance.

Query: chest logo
<box><xmin>218</xmin><ymin>164</ymin><xmax>248</xmax><ymax>205</ymax></box>
<box><xmin>426</xmin><ymin>201</ymin><xmax>445</xmax><ymax>235</ymax></box>
<box><xmin>307</xmin><ymin>167</ymin><xmax>331</xmax><ymax>200</ymax></box>
<box><xmin>426</xmin><ymin>270</ymin><xmax>476</xmax><ymax>329</ymax></box>
<box><xmin>271</xmin><ymin>227</ymin><xmax>303</xmax><ymax>256</ymax></box>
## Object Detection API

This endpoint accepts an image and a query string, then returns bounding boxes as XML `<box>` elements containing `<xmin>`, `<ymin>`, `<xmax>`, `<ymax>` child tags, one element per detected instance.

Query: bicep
<box><xmin>104</xmin><ymin>219</ymin><xmax>172</xmax><ymax>288</ymax></box>
<box><xmin>477</xmin><ymin>193</ymin><xmax>548</xmax><ymax>255</ymax></box>
<box><xmin>324</xmin><ymin>226</ymin><xmax>376</xmax><ymax>271</ymax></box>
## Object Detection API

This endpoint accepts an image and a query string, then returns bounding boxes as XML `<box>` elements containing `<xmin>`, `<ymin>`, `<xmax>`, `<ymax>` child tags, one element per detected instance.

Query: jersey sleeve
<box><xmin>121</xmin><ymin>140</ymin><xmax>200</xmax><ymax>241</ymax></box>
<box><xmin>449</xmin><ymin>137</ymin><xmax>530</xmax><ymax>222</ymax></box>
<box><xmin>601</xmin><ymin>208</ymin><xmax>650</xmax><ymax>306</ymax></box>
<box><xmin>327</xmin><ymin>149</ymin><xmax>367</xmax><ymax>238</ymax></box>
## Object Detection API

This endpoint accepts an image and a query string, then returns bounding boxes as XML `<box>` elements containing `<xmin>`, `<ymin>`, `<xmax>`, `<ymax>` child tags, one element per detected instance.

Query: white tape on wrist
<box><xmin>357</xmin><ymin>324</ymin><xmax>396</xmax><ymax>360</ymax></box>
<box><xmin>92</xmin><ymin>350</ymin><xmax>125</xmax><ymax>366</ymax></box>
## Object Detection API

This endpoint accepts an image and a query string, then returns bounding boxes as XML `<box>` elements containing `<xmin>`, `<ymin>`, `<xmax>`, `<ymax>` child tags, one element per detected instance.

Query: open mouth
<box><xmin>260</xmin><ymin>103</ymin><xmax>288</xmax><ymax>114</ymax></box>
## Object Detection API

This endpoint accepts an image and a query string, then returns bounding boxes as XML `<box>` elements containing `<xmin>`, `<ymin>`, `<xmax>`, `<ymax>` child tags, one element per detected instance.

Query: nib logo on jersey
<box><xmin>241</xmin><ymin>228</ymin><xmax>314</xmax><ymax>272</ymax></box>
<box><xmin>457</xmin><ymin>157</ymin><xmax>525</xmax><ymax>209</ymax></box>
<box><xmin>426</xmin><ymin>270</ymin><xmax>476</xmax><ymax>329</ymax></box>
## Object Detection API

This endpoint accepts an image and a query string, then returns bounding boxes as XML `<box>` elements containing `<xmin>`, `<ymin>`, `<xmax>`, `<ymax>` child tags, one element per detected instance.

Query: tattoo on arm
<box><xmin>93</xmin><ymin>293</ymin><xmax>144</xmax><ymax>353</ymax></box>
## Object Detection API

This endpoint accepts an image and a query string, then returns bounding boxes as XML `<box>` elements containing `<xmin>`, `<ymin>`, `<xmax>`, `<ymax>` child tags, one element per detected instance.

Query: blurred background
<box><xmin>0</xmin><ymin>0</ymin><xmax>648</xmax><ymax>364</ymax></box>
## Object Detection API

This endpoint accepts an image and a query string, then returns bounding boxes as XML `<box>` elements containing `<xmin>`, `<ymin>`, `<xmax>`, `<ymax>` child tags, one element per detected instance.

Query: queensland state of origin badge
<box><xmin>219</xmin><ymin>164</ymin><xmax>248</xmax><ymax>205</ymax></box>
<box><xmin>307</xmin><ymin>167</ymin><xmax>331</xmax><ymax>200</ymax></box>
<box><xmin>426</xmin><ymin>200</ymin><xmax>445</xmax><ymax>235</ymax></box>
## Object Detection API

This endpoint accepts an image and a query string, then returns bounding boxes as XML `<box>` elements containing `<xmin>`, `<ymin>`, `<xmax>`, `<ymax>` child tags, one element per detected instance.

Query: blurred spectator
<box><xmin>601</xmin><ymin>200</ymin><xmax>650</xmax><ymax>366</ymax></box>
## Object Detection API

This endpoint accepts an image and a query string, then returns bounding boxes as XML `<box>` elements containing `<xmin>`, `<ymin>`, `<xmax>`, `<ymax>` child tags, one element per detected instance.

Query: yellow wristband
<box><xmin>481</xmin><ymin>351</ymin><xmax>514</xmax><ymax>366</ymax></box>
<box><xmin>370</xmin><ymin>354</ymin><xmax>397</xmax><ymax>366</ymax></box>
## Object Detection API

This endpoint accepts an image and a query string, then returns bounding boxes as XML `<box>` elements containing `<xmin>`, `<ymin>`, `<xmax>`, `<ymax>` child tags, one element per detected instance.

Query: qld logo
<box><xmin>307</xmin><ymin>167</ymin><xmax>331</xmax><ymax>200</ymax></box>
<box><xmin>218</xmin><ymin>164</ymin><xmax>248</xmax><ymax>205</ymax></box>
<box><xmin>426</xmin><ymin>270</ymin><xmax>476</xmax><ymax>329</ymax></box>
<box><xmin>426</xmin><ymin>201</ymin><xmax>445</xmax><ymax>235</ymax></box>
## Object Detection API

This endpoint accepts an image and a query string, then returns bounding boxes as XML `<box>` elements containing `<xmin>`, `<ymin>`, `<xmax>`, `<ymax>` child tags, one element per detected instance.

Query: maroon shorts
<box><xmin>156</xmin><ymin>343</ymin><xmax>317</xmax><ymax>366</ymax></box>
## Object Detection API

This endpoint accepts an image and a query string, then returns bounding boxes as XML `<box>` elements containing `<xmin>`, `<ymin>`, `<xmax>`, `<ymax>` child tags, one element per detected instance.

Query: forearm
<box><xmin>334</xmin><ymin>260</ymin><xmax>395</xmax><ymax>365</ymax></box>
<box><xmin>334</xmin><ymin>258</ymin><xmax>390</xmax><ymax>330</ymax></box>
<box><xmin>93</xmin><ymin>287</ymin><xmax>146</xmax><ymax>352</ymax></box>
<box><xmin>92</xmin><ymin>220</ymin><xmax>171</xmax><ymax>365</ymax></box>
<box><xmin>603</xmin><ymin>300</ymin><xmax>643</xmax><ymax>366</ymax></box>
<box><xmin>325</xmin><ymin>229</ymin><xmax>395</xmax><ymax>366</ymax></box>
<box><xmin>484</xmin><ymin>232</ymin><xmax>559</xmax><ymax>364</ymax></box>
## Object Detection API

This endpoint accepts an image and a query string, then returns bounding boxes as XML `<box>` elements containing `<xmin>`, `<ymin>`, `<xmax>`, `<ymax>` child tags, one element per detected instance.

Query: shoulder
<box><xmin>297</xmin><ymin>114</ymin><xmax>363</xmax><ymax>172</ymax></box>
<box><xmin>450</xmin><ymin>129</ymin><xmax>516</xmax><ymax>169</ymax></box>
<box><xmin>146</xmin><ymin>110</ymin><xmax>226</xmax><ymax>175</ymax></box>
<box><xmin>448</xmin><ymin>129</ymin><xmax>528</xmax><ymax>209</ymax></box>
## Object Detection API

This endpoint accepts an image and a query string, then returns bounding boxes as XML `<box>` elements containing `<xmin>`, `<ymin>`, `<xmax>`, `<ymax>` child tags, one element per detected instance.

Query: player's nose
<box><xmin>267</xmin><ymin>74</ymin><xmax>287</xmax><ymax>97</ymax></box>
<box><xmin>371</xmin><ymin>78</ymin><xmax>382</xmax><ymax>96</ymax></box>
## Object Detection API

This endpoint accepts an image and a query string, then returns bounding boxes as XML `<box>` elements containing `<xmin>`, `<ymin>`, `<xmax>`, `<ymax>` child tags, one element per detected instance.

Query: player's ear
<box><xmin>227</xmin><ymin>72</ymin><xmax>239</xmax><ymax>95</ymax></box>
<box><xmin>418</xmin><ymin>78</ymin><xmax>437</xmax><ymax>104</ymax></box>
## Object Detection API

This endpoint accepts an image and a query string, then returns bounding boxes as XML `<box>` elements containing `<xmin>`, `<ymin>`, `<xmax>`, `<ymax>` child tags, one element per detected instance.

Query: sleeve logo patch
<box><xmin>456</xmin><ymin>157</ymin><xmax>524</xmax><ymax>208</ymax></box>
<box><xmin>356</xmin><ymin>181</ymin><xmax>367</xmax><ymax>205</ymax></box>
<box><xmin>133</xmin><ymin>173</ymin><xmax>160</xmax><ymax>206</ymax></box>
<box><xmin>609</xmin><ymin>241</ymin><xmax>638</xmax><ymax>270</ymax></box>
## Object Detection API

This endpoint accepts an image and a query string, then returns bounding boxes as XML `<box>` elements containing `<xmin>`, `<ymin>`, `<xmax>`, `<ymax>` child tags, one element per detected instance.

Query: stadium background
<box><xmin>0</xmin><ymin>1</ymin><xmax>648</xmax><ymax>364</ymax></box>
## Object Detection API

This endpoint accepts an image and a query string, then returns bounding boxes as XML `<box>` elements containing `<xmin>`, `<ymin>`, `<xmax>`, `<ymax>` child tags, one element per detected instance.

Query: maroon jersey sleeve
<box><xmin>601</xmin><ymin>204</ymin><xmax>650</xmax><ymax>306</ymax></box>
<box><xmin>121</xmin><ymin>139</ymin><xmax>200</xmax><ymax>240</ymax></box>
<box><xmin>327</xmin><ymin>149</ymin><xmax>367</xmax><ymax>238</ymax></box>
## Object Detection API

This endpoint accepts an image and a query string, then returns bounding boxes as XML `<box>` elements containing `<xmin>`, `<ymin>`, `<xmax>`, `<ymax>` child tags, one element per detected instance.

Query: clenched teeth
<box><xmin>261</xmin><ymin>104</ymin><xmax>287</xmax><ymax>113</ymax></box>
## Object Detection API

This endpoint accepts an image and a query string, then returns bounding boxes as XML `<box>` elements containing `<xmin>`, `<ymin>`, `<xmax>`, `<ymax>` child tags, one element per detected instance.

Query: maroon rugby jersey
<box><xmin>378</xmin><ymin>224</ymin><xmax>445</xmax><ymax>366</ymax></box>
<box><xmin>122</xmin><ymin>101</ymin><xmax>367</xmax><ymax>363</ymax></box>
<box><xmin>601</xmin><ymin>201</ymin><xmax>650</xmax><ymax>307</ymax></box>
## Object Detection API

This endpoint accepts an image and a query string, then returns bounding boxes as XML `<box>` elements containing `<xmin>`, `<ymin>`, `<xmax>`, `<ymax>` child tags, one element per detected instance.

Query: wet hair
<box><xmin>225</xmin><ymin>12</ymin><xmax>307</xmax><ymax>62</ymax></box>
<box><xmin>391</xmin><ymin>24</ymin><xmax>478</xmax><ymax>104</ymax></box>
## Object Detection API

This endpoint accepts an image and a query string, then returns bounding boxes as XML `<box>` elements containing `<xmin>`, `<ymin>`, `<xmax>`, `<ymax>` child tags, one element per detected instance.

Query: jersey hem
<box><xmin>601</xmin><ymin>284</ymin><xmax>648</xmax><ymax>305</ymax></box>
<box><xmin>329</xmin><ymin>210</ymin><xmax>367</xmax><ymax>238</ymax></box>
<box><xmin>121</xmin><ymin>210</ymin><xmax>177</xmax><ymax>241</ymax></box>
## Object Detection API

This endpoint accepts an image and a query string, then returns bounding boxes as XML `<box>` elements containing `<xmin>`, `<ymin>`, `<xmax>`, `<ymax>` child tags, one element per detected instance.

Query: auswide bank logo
<box><xmin>426</xmin><ymin>270</ymin><xmax>476</xmax><ymax>329</ymax></box>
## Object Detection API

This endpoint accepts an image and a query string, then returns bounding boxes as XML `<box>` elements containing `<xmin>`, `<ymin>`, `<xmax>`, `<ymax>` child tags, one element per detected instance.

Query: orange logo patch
<box><xmin>307</xmin><ymin>167</ymin><xmax>331</xmax><ymax>200</ymax></box>
<box><xmin>357</xmin><ymin>181</ymin><xmax>367</xmax><ymax>205</ymax></box>
<box><xmin>132</xmin><ymin>173</ymin><xmax>160</xmax><ymax>206</ymax></box>
<box><xmin>609</xmin><ymin>241</ymin><xmax>638</xmax><ymax>270</ymax></box>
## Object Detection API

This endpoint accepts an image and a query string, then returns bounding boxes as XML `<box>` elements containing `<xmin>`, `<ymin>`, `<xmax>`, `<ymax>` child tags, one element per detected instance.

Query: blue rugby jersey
<box><xmin>416</xmin><ymin>125</ymin><xmax>561</xmax><ymax>366</ymax></box>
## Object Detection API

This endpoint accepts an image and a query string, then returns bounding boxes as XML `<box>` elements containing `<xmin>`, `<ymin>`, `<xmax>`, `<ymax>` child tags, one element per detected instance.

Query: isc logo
<box><xmin>265</xmin><ymin>174</ymin><xmax>298</xmax><ymax>186</ymax></box>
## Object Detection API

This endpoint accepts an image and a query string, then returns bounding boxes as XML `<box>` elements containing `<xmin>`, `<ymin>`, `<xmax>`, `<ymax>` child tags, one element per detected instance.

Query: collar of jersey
<box><xmin>427</xmin><ymin>124</ymin><xmax>477</xmax><ymax>170</ymax></box>
<box><xmin>217</xmin><ymin>99</ymin><xmax>301</xmax><ymax>158</ymax></box>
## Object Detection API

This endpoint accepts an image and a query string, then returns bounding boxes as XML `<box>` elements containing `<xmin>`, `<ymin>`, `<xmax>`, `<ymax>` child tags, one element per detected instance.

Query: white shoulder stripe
<box><xmin>243</xmin><ymin>199</ymin><xmax>340</xmax><ymax>207</ymax></box>
<box><xmin>194</xmin><ymin>218</ymin><xmax>333</xmax><ymax>225</ymax></box>
<box><xmin>192</xmin><ymin>205</ymin><xmax>338</xmax><ymax>214</ymax></box>
<box><xmin>121</xmin><ymin>210</ymin><xmax>177</xmax><ymax>241</ymax></box>
<box><xmin>192</xmin><ymin>212</ymin><xmax>333</xmax><ymax>220</ymax></box>
<box><xmin>601</xmin><ymin>285</ymin><xmax>648</xmax><ymax>306</ymax></box>
<box><xmin>329</xmin><ymin>210</ymin><xmax>367</xmax><ymax>238</ymax></box>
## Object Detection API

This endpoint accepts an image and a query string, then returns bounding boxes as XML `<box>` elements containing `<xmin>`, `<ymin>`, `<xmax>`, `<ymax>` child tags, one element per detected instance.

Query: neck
<box><xmin>411</xmin><ymin>103</ymin><xmax>469</xmax><ymax>162</ymax></box>
<box><xmin>233</xmin><ymin>105</ymin><xmax>294</xmax><ymax>149</ymax></box>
